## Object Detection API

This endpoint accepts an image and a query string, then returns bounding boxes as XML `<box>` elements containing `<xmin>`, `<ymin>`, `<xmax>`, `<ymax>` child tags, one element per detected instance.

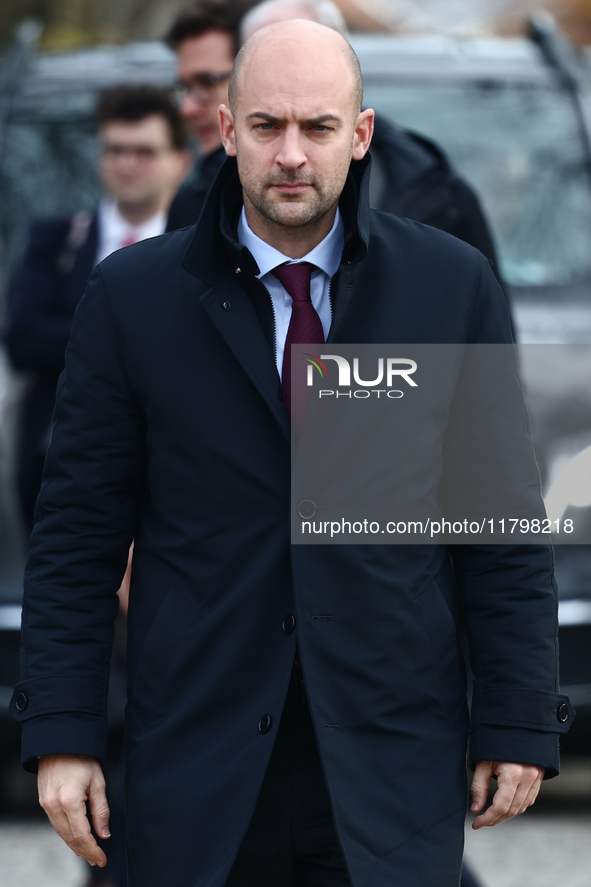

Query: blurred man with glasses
<box><xmin>165</xmin><ymin>0</ymin><xmax>255</xmax><ymax>231</ymax></box>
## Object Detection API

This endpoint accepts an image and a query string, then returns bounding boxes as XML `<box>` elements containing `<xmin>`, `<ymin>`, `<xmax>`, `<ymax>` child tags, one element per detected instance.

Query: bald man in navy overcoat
<box><xmin>11</xmin><ymin>21</ymin><xmax>572</xmax><ymax>887</ymax></box>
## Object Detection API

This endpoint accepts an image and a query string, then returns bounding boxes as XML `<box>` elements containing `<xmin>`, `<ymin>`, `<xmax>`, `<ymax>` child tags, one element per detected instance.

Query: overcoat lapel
<box><xmin>199</xmin><ymin>272</ymin><xmax>291</xmax><ymax>443</ymax></box>
<box><xmin>182</xmin><ymin>160</ymin><xmax>290</xmax><ymax>443</ymax></box>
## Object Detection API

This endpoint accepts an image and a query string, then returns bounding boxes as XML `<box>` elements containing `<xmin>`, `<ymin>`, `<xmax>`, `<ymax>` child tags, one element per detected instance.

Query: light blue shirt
<box><xmin>237</xmin><ymin>206</ymin><xmax>344</xmax><ymax>377</ymax></box>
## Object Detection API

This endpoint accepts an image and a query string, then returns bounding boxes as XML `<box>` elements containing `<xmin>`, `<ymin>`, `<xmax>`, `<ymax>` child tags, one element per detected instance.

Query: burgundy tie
<box><xmin>272</xmin><ymin>262</ymin><xmax>324</xmax><ymax>426</ymax></box>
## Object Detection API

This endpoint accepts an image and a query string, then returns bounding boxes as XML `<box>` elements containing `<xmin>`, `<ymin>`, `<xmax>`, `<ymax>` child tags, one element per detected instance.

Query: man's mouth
<box><xmin>272</xmin><ymin>182</ymin><xmax>312</xmax><ymax>195</ymax></box>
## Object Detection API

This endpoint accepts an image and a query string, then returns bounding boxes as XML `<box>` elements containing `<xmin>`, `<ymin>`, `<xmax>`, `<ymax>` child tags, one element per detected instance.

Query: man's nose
<box><xmin>276</xmin><ymin>127</ymin><xmax>306</xmax><ymax>168</ymax></box>
<box><xmin>114</xmin><ymin>153</ymin><xmax>140</xmax><ymax>171</ymax></box>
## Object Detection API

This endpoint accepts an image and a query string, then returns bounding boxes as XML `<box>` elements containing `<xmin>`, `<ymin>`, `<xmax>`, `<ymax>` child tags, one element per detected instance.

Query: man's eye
<box><xmin>257</xmin><ymin>123</ymin><xmax>274</xmax><ymax>131</ymax></box>
<box><xmin>312</xmin><ymin>125</ymin><xmax>329</xmax><ymax>132</ymax></box>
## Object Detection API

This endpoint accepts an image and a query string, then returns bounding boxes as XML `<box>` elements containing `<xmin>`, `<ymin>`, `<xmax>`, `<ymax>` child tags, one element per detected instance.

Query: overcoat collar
<box><xmin>182</xmin><ymin>154</ymin><xmax>371</xmax><ymax>284</ymax></box>
<box><xmin>182</xmin><ymin>154</ymin><xmax>372</xmax><ymax>442</ymax></box>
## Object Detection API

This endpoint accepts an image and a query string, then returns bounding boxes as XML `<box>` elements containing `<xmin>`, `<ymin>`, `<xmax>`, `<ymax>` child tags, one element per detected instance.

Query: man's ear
<box><xmin>352</xmin><ymin>108</ymin><xmax>374</xmax><ymax>161</ymax></box>
<box><xmin>219</xmin><ymin>104</ymin><xmax>237</xmax><ymax>157</ymax></box>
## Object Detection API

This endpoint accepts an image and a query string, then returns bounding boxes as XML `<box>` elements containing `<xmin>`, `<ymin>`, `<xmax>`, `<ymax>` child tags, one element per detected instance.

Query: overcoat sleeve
<box><xmin>449</xmin><ymin>256</ymin><xmax>574</xmax><ymax>778</ymax></box>
<box><xmin>452</xmin><ymin>543</ymin><xmax>571</xmax><ymax>778</ymax></box>
<box><xmin>9</xmin><ymin>266</ymin><xmax>144</xmax><ymax>771</ymax></box>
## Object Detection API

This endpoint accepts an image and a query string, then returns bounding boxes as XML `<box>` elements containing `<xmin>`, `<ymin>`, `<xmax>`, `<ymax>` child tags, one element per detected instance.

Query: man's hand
<box><xmin>470</xmin><ymin>760</ymin><xmax>544</xmax><ymax>829</ymax></box>
<box><xmin>38</xmin><ymin>754</ymin><xmax>110</xmax><ymax>867</ymax></box>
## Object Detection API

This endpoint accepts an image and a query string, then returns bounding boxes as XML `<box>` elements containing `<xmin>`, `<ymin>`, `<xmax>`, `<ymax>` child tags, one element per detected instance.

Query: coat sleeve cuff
<box><xmin>10</xmin><ymin>673</ymin><xmax>109</xmax><ymax>773</ymax></box>
<box><xmin>469</xmin><ymin>723</ymin><xmax>561</xmax><ymax>779</ymax></box>
<box><xmin>20</xmin><ymin>712</ymin><xmax>108</xmax><ymax>773</ymax></box>
<box><xmin>471</xmin><ymin>684</ymin><xmax>575</xmax><ymax>734</ymax></box>
<box><xmin>10</xmin><ymin>673</ymin><xmax>108</xmax><ymax>722</ymax></box>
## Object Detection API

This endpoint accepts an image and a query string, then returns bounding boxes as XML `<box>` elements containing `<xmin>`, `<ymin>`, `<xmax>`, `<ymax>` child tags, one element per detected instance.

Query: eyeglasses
<box><xmin>173</xmin><ymin>71</ymin><xmax>233</xmax><ymax>105</ymax></box>
<box><xmin>101</xmin><ymin>144</ymin><xmax>171</xmax><ymax>161</ymax></box>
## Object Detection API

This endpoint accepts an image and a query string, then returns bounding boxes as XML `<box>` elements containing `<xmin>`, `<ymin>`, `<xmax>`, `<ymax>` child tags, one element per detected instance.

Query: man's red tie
<box><xmin>272</xmin><ymin>262</ymin><xmax>324</xmax><ymax>428</ymax></box>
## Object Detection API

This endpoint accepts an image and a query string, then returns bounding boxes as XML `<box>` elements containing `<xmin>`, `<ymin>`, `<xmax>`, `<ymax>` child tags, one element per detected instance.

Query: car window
<box><xmin>363</xmin><ymin>80</ymin><xmax>591</xmax><ymax>287</ymax></box>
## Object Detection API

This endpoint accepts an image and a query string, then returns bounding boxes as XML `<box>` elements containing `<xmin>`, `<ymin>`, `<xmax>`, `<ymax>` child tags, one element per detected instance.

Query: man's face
<box><xmin>219</xmin><ymin>27</ymin><xmax>373</xmax><ymax>234</ymax></box>
<box><xmin>99</xmin><ymin>115</ymin><xmax>187</xmax><ymax>208</ymax></box>
<box><xmin>176</xmin><ymin>30</ymin><xmax>235</xmax><ymax>156</ymax></box>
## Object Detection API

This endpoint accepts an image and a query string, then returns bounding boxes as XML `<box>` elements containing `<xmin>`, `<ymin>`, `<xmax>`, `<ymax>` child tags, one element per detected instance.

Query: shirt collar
<box><xmin>99</xmin><ymin>197</ymin><xmax>166</xmax><ymax>240</ymax></box>
<box><xmin>237</xmin><ymin>206</ymin><xmax>344</xmax><ymax>279</ymax></box>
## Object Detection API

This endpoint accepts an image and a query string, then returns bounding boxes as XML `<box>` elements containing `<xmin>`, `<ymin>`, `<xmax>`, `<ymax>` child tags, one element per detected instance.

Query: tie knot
<box><xmin>271</xmin><ymin>262</ymin><xmax>314</xmax><ymax>303</ymax></box>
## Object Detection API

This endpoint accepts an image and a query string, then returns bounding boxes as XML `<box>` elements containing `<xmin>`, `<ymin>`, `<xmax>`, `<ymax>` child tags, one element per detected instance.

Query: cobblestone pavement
<box><xmin>1</xmin><ymin>760</ymin><xmax>590</xmax><ymax>887</ymax></box>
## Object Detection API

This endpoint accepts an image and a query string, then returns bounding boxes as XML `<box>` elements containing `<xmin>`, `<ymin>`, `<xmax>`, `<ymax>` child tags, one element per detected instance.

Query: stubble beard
<box><xmin>237</xmin><ymin>139</ymin><xmax>350</xmax><ymax>232</ymax></box>
<box><xmin>244</xmin><ymin>171</ymin><xmax>340</xmax><ymax>230</ymax></box>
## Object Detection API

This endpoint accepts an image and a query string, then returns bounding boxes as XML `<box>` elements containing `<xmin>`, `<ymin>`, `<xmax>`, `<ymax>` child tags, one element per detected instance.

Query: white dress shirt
<box><xmin>237</xmin><ymin>206</ymin><xmax>344</xmax><ymax>377</ymax></box>
<box><xmin>95</xmin><ymin>198</ymin><xmax>167</xmax><ymax>265</ymax></box>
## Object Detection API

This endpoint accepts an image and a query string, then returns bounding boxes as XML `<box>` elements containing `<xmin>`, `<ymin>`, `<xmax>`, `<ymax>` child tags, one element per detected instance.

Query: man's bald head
<box><xmin>240</xmin><ymin>0</ymin><xmax>348</xmax><ymax>44</ymax></box>
<box><xmin>228</xmin><ymin>19</ymin><xmax>363</xmax><ymax>118</ymax></box>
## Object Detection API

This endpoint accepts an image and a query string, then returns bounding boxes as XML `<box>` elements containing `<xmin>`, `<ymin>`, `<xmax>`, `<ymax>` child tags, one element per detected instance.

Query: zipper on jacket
<box><xmin>260</xmin><ymin>281</ymin><xmax>279</xmax><ymax>374</ymax></box>
<box><xmin>328</xmin><ymin>268</ymin><xmax>342</xmax><ymax>333</ymax></box>
<box><xmin>262</xmin><ymin>268</ymin><xmax>341</xmax><ymax>373</ymax></box>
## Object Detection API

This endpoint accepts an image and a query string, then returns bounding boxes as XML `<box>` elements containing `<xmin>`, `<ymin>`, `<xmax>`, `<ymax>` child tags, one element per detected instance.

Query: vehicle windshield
<box><xmin>363</xmin><ymin>80</ymin><xmax>591</xmax><ymax>288</ymax></box>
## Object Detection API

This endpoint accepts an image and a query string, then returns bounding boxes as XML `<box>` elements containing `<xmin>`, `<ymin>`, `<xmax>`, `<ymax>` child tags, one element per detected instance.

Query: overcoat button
<box><xmin>15</xmin><ymin>692</ymin><xmax>28</xmax><ymax>712</ymax></box>
<box><xmin>222</xmin><ymin>301</ymin><xmax>231</xmax><ymax>310</ymax></box>
<box><xmin>282</xmin><ymin>614</ymin><xmax>296</xmax><ymax>634</ymax></box>
<box><xmin>557</xmin><ymin>702</ymin><xmax>569</xmax><ymax>723</ymax></box>
<box><xmin>298</xmin><ymin>500</ymin><xmax>316</xmax><ymax>519</ymax></box>
<box><xmin>259</xmin><ymin>714</ymin><xmax>272</xmax><ymax>734</ymax></box>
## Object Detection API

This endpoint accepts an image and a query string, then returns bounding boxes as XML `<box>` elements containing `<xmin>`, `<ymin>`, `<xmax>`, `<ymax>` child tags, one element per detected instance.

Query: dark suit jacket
<box><xmin>5</xmin><ymin>212</ymin><xmax>98</xmax><ymax>528</ymax></box>
<box><xmin>370</xmin><ymin>115</ymin><xmax>502</xmax><ymax>283</ymax></box>
<box><xmin>166</xmin><ymin>145</ymin><xmax>226</xmax><ymax>232</ymax></box>
<box><xmin>11</xmin><ymin>156</ymin><xmax>572</xmax><ymax>887</ymax></box>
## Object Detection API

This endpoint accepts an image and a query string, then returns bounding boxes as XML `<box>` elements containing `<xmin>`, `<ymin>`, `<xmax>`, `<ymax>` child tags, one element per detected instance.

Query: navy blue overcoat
<box><xmin>11</xmin><ymin>157</ymin><xmax>573</xmax><ymax>887</ymax></box>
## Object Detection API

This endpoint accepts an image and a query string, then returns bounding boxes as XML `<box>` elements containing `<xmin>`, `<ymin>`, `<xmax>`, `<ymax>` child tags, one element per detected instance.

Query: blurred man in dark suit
<box><xmin>6</xmin><ymin>85</ymin><xmax>190</xmax><ymax>533</ymax></box>
<box><xmin>165</xmin><ymin>0</ymin><xmax>255</xmax><ymax>230</ymax></box>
